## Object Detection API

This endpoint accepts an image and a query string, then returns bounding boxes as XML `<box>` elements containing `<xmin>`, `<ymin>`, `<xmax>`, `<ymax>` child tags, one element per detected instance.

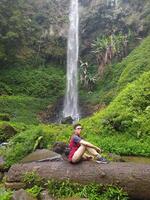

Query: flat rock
<box><xmin>12</xmin><ymin>189</ymin><xmax>37</xmax><ymax>200</ymax></box>
<box><xmin>5</xmin><ymin>182</ymin><xmax>25</xmax><ymax>190</ymax></box>
<box><xmin>21</xmin><ymin>149</ymin><xmax>61</xmax><ymax>163</ymax></box>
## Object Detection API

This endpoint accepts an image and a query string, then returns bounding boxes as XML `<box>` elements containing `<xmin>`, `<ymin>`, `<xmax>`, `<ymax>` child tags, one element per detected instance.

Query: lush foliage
<box><xmin>80</xmin><ymin>36</ymin><xmax>150</xmax><ymax>105</ymax></box>
<box><xmin>0</xmin><ymin>188</ymin><xmax>13</xmax><ymax>200</ymax></box>
<box><xmin>46</xmin><ymin>179</ymin><xmax>128</xmax><ymax>200</ymax></box>
<box><xmin>0</xmin><ymin>65</ymin><xmax>65</xmax><ymax>98</ymax></box>
<box><xmin>118</xmin><ymin>36</ymin><xmax>150</xmax><ymax>90</ymax></box>
<box><xmin>0</xmin><ymin>65</ymin><xmax>65</xmax><ymax>124</ymax></box>
<box><xmin>3</xmin><ymin>126</ymin><xmax>46</xmax><ymax>167</ymax></box>
<box><xmin>26</xmin><ymin>185</ymin><xmax>43</xmax><ymax>198</ymax></box>
<box><xmin>1</xmin><ymin>123</ymin><xmax>71</xmax><ymax>167</ymax></box>
<box><xmin>22</xmin><ymin>171</ymin><xmax>44</xmax><ymax>188</ymax></box>
<box><xmin>0</xmin><ymin>95</ymin><xmax>50</xmax><ymax>124</ymax></box>
<box><xmin>22</xmin><ymin>172</ymin><xmax>128</xmax><ymax>200</ymax></box>
<box><xmin>81</xmin><ymin>71</ymin><xmax>150</xmax><ymax>155</ymax></box>
<box><xmin>0</xmin><ymin>0</ymin><xmax>68</xmax><ymax>66</ymax></box>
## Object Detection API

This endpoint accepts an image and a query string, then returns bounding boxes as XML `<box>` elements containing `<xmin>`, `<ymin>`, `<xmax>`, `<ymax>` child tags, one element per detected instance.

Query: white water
<box><xmin>63</xmin><ymin>0</ymin><xmax>79</xmax><ymax>121</ymax></box>
<box><xmin>107</xmin><ymin>0</ymin><xmax>118</xmax><ymax>7</ymax></box>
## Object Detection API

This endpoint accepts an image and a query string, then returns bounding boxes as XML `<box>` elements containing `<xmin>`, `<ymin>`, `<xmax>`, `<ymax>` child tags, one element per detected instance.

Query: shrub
<box><xmin>0</xmin><ymin>113</ymin><xmax>10</xmax><ymax>122</ymax></box>
<box><xmin>4</xmin><ymin>126</ymin><xmax>45</xmax><ymax>167</ymax></box>
<box><xmin>26</xmin><ymin>185</ymin><xmax>43</xmax><ymax>198</ymax></box>
<box><xmin>46</xmin><ymin>180</ymin><xmax>128</xmax><ymax>200</ymax></box>
<box><xmin>0</xmin><ymin>65</ymin><xmax>65</xmax><ymax>99</ymax></box>
<box><xmin>0</xmin><ymin>82</ymin><xmax>12</xmax><ymax>96</ymax></box>
<box><xmin>81</xmin><ymin>72</ymin><xmax>150</xmax><ymax>156</ymax></box>
<box><xmin>0</xmin><ymin>188</ymin><xmax>13</xmax><ymax>200</ymax></box>
<box><xmin>0</xmin><ymin>95</ymin><xmax>50</xmax><ymax>124</ymax></box>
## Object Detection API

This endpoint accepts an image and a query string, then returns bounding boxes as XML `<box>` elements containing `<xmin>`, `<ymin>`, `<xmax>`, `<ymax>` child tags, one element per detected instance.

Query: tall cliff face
<box><xmin>79</xmin><ymin>0</ymin><xmax>150</xmax><ymax>55</ymax></box>
<box><xmin>1</xmin><ymin>0</ymin><xmax>149</xmax><ymax>65</ymax></box>
<box><xmin>29</xmin><ymin>0</ymin><xmax>150</xmax><ymax>62</ymax></box>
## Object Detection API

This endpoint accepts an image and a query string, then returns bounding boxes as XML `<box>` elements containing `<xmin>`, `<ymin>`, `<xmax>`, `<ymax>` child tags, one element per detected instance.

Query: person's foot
<box><xmin>96</xmin><ymin>157</ymin><xmax>109</xmax><ymax>164</ymax></box>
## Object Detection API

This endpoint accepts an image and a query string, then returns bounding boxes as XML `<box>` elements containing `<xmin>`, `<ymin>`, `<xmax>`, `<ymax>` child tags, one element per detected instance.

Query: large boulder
<box><xmin>52</xmin><ymin>142</ymin><xmax>69</xmax><ymax>156</ymax></box>
<box><xmin>6</xmin><ymin>161</ymin><xmax>150</xmax><ymax>200</ymax></box>
<box><xmin>21</xmin><ymin>149</ymin><xmax>62</xmax><ymax>163</ymax></box>
<box><xmin>61</xmin><ymin>116</ymin><xmax>73</xmax><ymax>124</ymax></box>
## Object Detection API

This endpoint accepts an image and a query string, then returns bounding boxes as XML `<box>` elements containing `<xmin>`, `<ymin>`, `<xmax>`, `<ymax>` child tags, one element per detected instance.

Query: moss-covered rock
<box><xmin>0</xmin><ymin>123</ymin><xmax>17</xmax><ymax>142</ymax></box>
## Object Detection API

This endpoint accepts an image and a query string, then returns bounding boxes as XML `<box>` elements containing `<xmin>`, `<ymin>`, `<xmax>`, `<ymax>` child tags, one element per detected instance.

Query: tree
<box><xmin>92</xmin><ymin>33</ymin><xmax>131</xmax><ymax>78</ymax></box>
<box><xmin>79</xmin><ymin>60</ymin><xmax>97</xmax><ymax>91</ymax></box>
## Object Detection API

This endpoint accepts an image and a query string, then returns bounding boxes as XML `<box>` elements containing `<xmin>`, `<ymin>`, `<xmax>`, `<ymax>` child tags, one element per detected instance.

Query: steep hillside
<box><xmin>80</xmin><ymin>36</ymin><xmax>150</xmax><ymax>108</ymax></box>
<box><xmin>81</xmin><ymin>71</ymin><xmax>150</xmax><ymax>155</ymax></box>
<box><xmin>118</xmin><ymin>36</ymin><xmax>150</xmax><ymax>90</ymax></box>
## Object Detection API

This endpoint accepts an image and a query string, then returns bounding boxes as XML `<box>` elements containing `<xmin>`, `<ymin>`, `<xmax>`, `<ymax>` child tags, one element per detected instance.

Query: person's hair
<box><xmin>73</xmin><ymin>123</ymin><xmax>82</xmax><ymax>130</ymax></box>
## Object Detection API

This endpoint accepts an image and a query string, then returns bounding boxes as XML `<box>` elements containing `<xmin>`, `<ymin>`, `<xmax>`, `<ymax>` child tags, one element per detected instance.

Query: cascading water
<box><xmin>63</xmin><ymin>0</ymin><xmax>79</xmax><ymax>122</ymax></box>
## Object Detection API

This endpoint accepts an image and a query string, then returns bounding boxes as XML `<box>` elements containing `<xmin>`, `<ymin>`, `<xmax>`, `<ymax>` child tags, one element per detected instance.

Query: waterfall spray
<box><xmin>63</xmin><ymin>0</ymin><xmax>79</xmax><ymax>122</ymax></box>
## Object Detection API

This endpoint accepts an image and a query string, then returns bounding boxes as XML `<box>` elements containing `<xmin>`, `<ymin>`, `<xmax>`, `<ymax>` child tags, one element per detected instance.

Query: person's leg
<box><xmin>71</xmin><ymin>144</ymin><xmax>86</xmax><ymax>163</ymax></box>
<box><xmin>86</xmin><ymin>147</ymin><xmax>100</xmax><ymax>157</ymax></box>
<box><xmin>86</xmin><ymin>147</ymin><xmax>109</xmax><ymax>164</ymax></box>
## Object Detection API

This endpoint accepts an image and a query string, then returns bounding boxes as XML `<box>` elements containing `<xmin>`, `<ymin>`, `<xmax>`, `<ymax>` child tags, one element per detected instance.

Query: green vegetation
<box><xmin>22</xmin><ymin>171</ymin><xmax>44</xmax><ymax>188</ymax></box>
<box><xmin>43</xmin><ymin>179</ymin><xmax>128</xmax><ymax>200</ymax></box>
<box><xmin>22</xmin><ymin>172</ymin><xmax>128</xmax><ymax>200</ymax></box>
<box><xmin>0</xmin><ymin>66</ymin><xmax>65</xmax><ymax>98</ymax></box>
<box><xmin>81</xmin><ymin>71</ymin><xmax>150</xmax><ymax>156</ymax></box>
<box><xmin>0</xmin><ymin>188</ymin><xmax>13</xmax><ymax>200</ymax></box>
<box><xmin>1</xmin><ymin>123</ymin><xmax>71</xmax><ymax>167</ymax></box>
<box><xmin>0</xmin><ymin>65</ymin><xmax>65</xmax><ymax>124</ymax></box>
<box><xmin>0</xmin><ymin>96</ymin><xmax>50</xmax><ymax>124</ymax></box>
<box><xmin>1</xmin><ymin>37</ymin><xmax>150</xmax><ymax>168</ymax></box>
<box><xmin>0</xmin><ymin>1</ymin><xmax>150</xmax><ymax>200</ymax></box>
<box><xmin>0</xmin><ymin>0</ymin><xmax>68</xmax><ymax>66</ymax></box>
<box><xmin>26</xmin><ymin>185</ymin><xmax>43</xmax><ymax>198</ymax></box>
<box><xmin>80</xmin><ymin>36</ymin><xmax>150</xmax><ymax>105</ymax></box>
<box><xmin>3</xmin><ymin>126</ymin><xmax>46</xmax><ymax>167</ymax></box>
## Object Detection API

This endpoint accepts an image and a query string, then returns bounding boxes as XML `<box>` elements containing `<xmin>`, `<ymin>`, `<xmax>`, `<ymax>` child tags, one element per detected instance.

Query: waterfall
<box><xmin>63</xmin><ymin>0</ymin><xmax>79</xmax><ymax>122</ymax></box>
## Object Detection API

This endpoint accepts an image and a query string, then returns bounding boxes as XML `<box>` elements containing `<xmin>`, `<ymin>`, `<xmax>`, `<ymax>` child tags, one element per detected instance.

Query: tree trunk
<box><xmin>6</xmin><ymin>161</ymin><xmax>150</xmax><ymax>200</ymax></box>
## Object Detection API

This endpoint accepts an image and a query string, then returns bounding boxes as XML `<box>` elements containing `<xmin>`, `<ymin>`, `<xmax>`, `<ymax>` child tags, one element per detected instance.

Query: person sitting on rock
<box><xmin>68</xmin><ymin>123</ymin><xmax>108</xmax><ymax>164</ymax></box>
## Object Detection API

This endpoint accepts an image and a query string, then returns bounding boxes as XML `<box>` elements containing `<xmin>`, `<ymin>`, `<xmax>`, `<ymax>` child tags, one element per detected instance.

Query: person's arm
<box><xmin>80</xmin><ymin>139</ymin><xmax>101</xmax><ymax>153</ymax></box>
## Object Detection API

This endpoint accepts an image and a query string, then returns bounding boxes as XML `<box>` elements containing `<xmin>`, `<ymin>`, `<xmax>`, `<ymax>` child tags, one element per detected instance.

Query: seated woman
<box><xmin>68</xmin><ymin>123</ymin><xmax>108</xmax><ymax>164</ymax></box>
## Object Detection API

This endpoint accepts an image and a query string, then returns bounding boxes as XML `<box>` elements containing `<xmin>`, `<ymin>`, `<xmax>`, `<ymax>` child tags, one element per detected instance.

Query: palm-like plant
<box><xmin>92</xmin><ymin>32</ymin><xmax>131</xmax><ymax>78</ymax></box>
